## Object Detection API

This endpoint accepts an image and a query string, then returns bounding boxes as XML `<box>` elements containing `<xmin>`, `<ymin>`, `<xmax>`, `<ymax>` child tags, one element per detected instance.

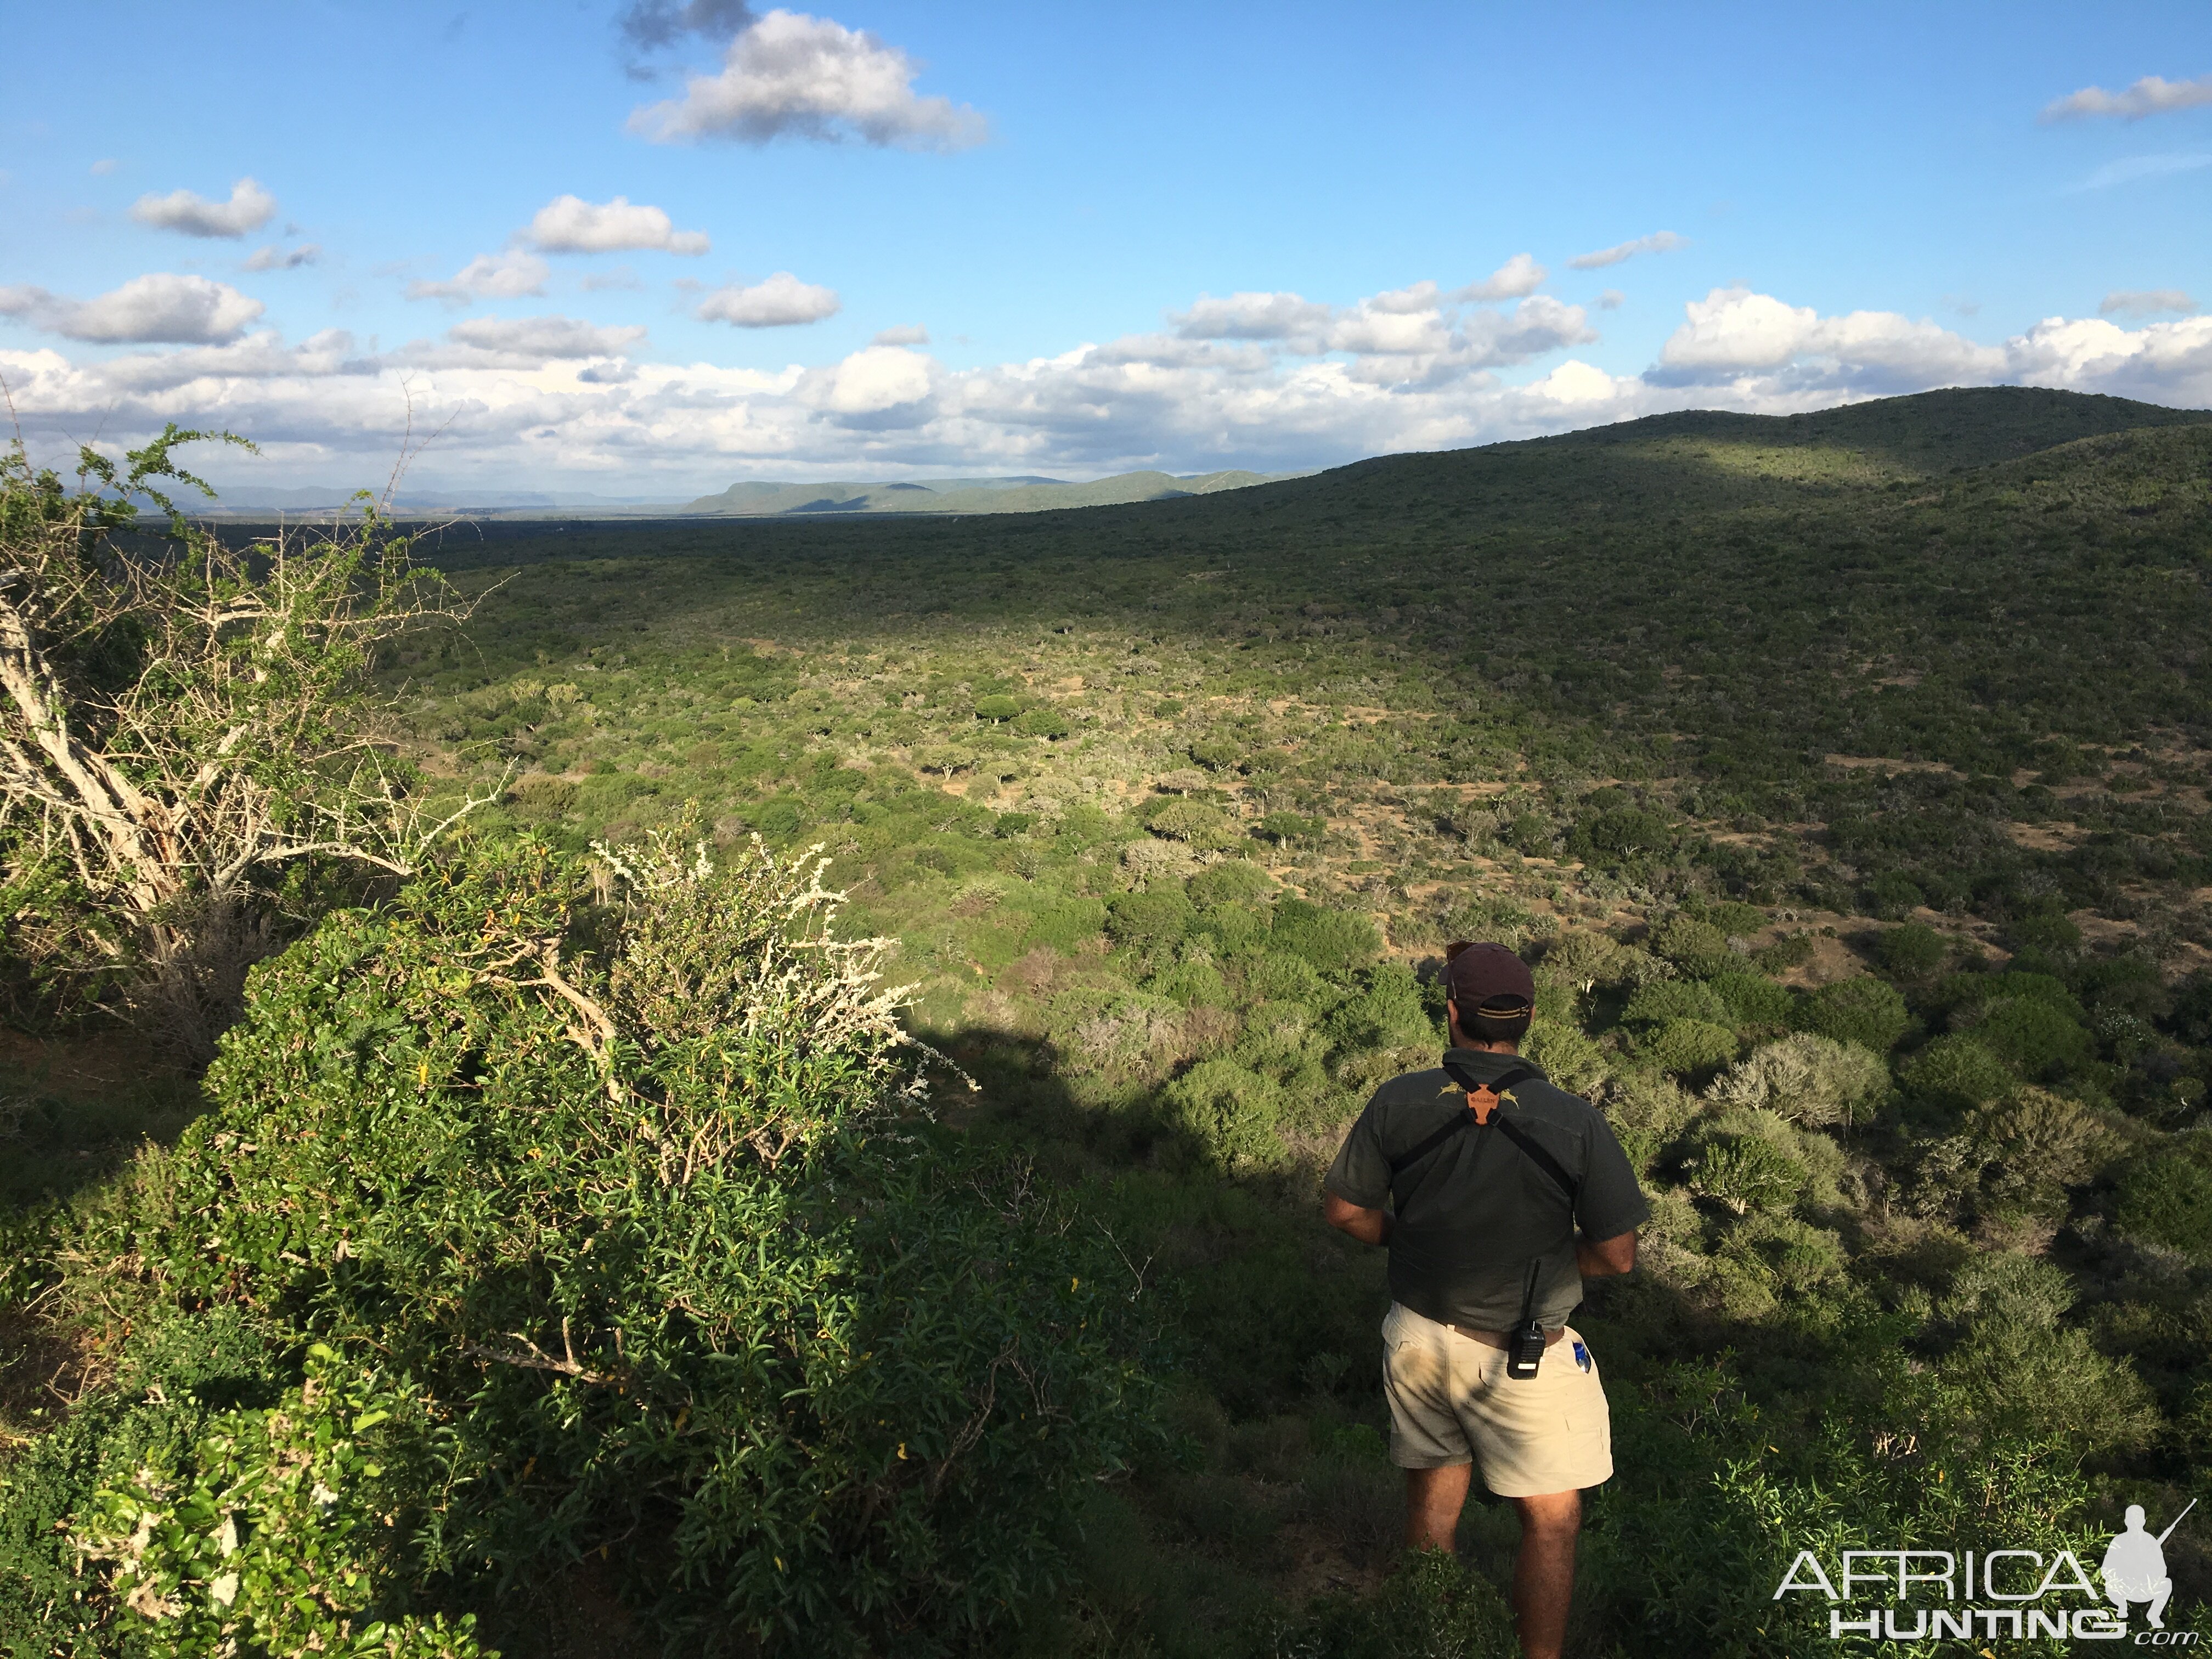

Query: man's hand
<box><xmin>1324</xmin><ymin>1190</ymin><xmax>1391</xmax><ymax>1246</ymax></box>
<box><xmin>1575</xmin><ymin>1228</ymin><xmax>1637</xmax><ymax>1278</ymax></box>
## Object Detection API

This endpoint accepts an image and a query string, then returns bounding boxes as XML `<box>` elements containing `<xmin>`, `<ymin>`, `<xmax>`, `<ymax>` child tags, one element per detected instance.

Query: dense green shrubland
<box><xmin>8</xmin><ymin>387</ymin><xmax>2212</xmax><ymax>1653</ymax></box>
<box><xmin>6</xmin><ymin>832</ymin><xmax>1148</xmax><ymax>1654</ymax></box>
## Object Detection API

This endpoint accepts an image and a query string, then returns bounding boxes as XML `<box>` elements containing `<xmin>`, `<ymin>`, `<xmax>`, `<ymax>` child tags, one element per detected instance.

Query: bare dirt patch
<box><xmin>1</xmin><ymin>1029</ymin><xmax>170</xmax><ymax>1101</ymax></box>
<box><xmin>1824</xmin><ymin>755</ymin><xmax>1959</xmax><ymax>776</ymax></box>
<box><xmin>1791</xmin><ymin>934</ymin><xmax>1875</xmax><ymax>990</ymax></box>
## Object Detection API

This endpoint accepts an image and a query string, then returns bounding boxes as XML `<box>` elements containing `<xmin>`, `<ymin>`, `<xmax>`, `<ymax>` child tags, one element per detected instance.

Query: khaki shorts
<box><xmin>1380</xmin><ymin>1301</ymin><xmax>1614</xmax><ymax>1497</ymax></box>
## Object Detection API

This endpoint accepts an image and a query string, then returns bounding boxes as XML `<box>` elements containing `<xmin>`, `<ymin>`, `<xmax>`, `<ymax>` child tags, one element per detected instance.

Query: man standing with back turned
<box><xmin>1323</xmin><ymin>940</ymin><xmax>1649</xmax><ymax>1659</ymax></box>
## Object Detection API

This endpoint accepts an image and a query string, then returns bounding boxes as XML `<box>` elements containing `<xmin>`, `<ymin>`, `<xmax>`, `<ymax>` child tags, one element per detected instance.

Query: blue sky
<box><xmin>3</xmin><ymin>1</ymin><xmax>2209</xmax><ymax>493</ymax></box>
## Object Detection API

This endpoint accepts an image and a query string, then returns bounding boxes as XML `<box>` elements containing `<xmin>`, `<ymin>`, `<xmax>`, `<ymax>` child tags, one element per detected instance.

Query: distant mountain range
<box><xmin>194</xmin><ymin>469</ymin><xmax>1294</xmax><ymax>520</ymax></box>
<box><xmin>679</xmin><ymin>469</ymin><xmax>1290</xmax><ymax>516</ymax></box>
<box><xmin>198</xmin><ymin>487</ymin><xmax>681</xmax><ymax>514</ymax></box>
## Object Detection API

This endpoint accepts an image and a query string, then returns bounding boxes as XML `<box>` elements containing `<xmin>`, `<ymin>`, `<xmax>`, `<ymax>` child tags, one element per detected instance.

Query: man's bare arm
<box><xmin>1324</xmin><ymin>1190</ymin><xmax>1392</xmax><ymax>1246</ymax></box>
<box><xmin>1576</xmin><ymin>1228</ymin><xmax>1637</xmax><ymax>1278</ymax></box>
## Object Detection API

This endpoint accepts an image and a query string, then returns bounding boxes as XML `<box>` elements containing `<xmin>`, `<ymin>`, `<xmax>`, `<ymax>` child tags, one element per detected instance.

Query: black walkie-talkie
<box><xmin>1506</xmin><ymin>1259</ymin><xmax>1547</xmax><ymax>1380</ymax></box>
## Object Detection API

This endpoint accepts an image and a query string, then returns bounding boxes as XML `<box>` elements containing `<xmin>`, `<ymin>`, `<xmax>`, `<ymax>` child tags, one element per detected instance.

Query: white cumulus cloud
<box><xmin>810</xmin><ymin>343</ymin><xmax>934</xmax><ymax>416</ymax></box>
<box><xmin>695</xmin><ymin>271</ymin><xmax>841</xmax><ymax>326</ymax></box>
<box><xmin>74</xmin><ymin>329</ymin><xmax>368</xmax><ymax>394</ymax></box>
<box><xmin>628</xmin><ymin>9</ymin><xmax>988</xmax><ymax>149</ymax></box>
<box><xmin>0</xmin><ymin>273</ymin><xmax>266</xmax><ymax>343</ymax></box>
<box><xmin>618</xmin><ymin>0</ymin><xmax>755</xmax><ymax>68</ymax></box>
<box><xmin>2042</xmin><ymin>73</ymin><xmax>2212</xmax><ymax>122</ymax></box>
<box><xmin>2073</xmin><ymin>152</ymin><xmax>2212</xmax><ymax>191</ymax></box>
<box><xmin>1455</xmin><ymin>254</ymin><xmax>1547</xmax><ymax>301</ymax></box>
<box><xmin>521</xmin><ymin>194</ymin><xmax>711</xmax><ymax>255</ymax></box>
<box><xmin>129</xmin><ymin>177</ymin><xmax>278</xmax><ymax>238</ymax></box>
<box><xmin>2101</xmin><ymin>289</ymin><xmax>2198</xmax><ymax>317</ymax></box>
<box><xmin>1567</xmin><ymin>231</ymin><xmax>1686</xmax><ymax>271</ymax></box>
<box><xmin>11</xmin><ymin>273</ymin><xmax>2212</xmax><ymax>498</ymax></box>
<box><xmin>1171</xmin><ymin>291</ymin><xmax>1334</xmax><ymax>341</ymax></box>
<box><xmin>1457</xmin><ymin>296</ymin><xmax>1599</xmax><ymax>366</ymax></box>
<box><xmin>245</xmin><ymin>244</ymin><xmax>320</xmax><ymax>271</ymax></box>
<box><xmin>1652</xmin><ymin>286</ymin><xmax>2004</xmax><ymax>391</ymax></box>
<box><xmin>873</xmin><ymin>323</ymin><xmax>929</xmax><ymax>345</ymax></box>
<box><xmin>408</xmin><ymin>252</ymin><xmax>551</xmax><ymax>307</ymax></box>
<box><xmin>448</xmin><ymin>315</ymin><xmax>650</xmax><ymax>359</ymax></box>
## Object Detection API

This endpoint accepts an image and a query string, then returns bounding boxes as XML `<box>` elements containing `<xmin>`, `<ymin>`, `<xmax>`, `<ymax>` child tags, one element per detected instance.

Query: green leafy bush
<box><xmin>1685</xmin><ymin>1132</ymin><xmax>1808</xmax><ymax>1216</ymax></box>
<box><xmin>1643</xmin><ymin>1018</ymin><xmax>1740</xmax><ymax>1076</ymax></box>
<box><xmin>1623</xmin><ymin>979</ymin><xmax>1730</xmax><ymax>1028</ymax></box>
<box><xmin>1717</xmin><ymin>1213</ymin><xmax>1848</xmax><ymax>1301</ymax></box>
<box><xmin>1149</xmin><ymin>955</ymin><xmax>1231</xmax><ymax>1009</ymax></box>
<box><xmin>1864</xmin><ymin>871</ymin><xmax>1926</xmax><ymax>919</ymax></box>
<box><xmin>2</xmin><ymin>1304</ymin><xmax>298</xmax><ymax>1656</ymax></box>
<box><xmin>1578</xmin><ymin>804</ymin><xmax>1674</xmax><ymax>859</ymax></box>
<box><xmin>1255</xmin><ymin>811</ymin><xmax>1323</xmax><ymax>846</ymax></box>
<box><xmin>1505</xmin><ymin>811</ymin><xmax>1554</xmax><ymax>855</ymax></box>
<box><xmin>1913</xmin><ymin>1089</ymin><xmax>2121</xmax><ymax>1221</ymax></box>
<box><xmin>1523</xmin><ymin>1019</ymin><xmax>1610</xmax><ymax>1095</ymax></box>
<box><xmin>1651</xmin><ymin>916</ymin><xmax>1733</xmax><ymax>978</ymax></box>
<box><xmin>1195</xmin><ymin>900</ymin><xmax>1269</xmax><ymax>953</ymax></box>
<box><xmin>1188</xmin><ymin>737</ymin><xmax>1243</xmax><ymax>771</ymax></box>
<box><xmin>1930</xmin><ymin>969</ymin><xmax>2084</xmax><ymax>1022</ymax></box>
<box><xmin>1936</xmin><ymin>1255</ymin><xmax>2158</xmax><ymax>1458</ymax></box>
<box><xmin>1793</xmin><ymin>975</ymin><xmax>1911</xmax><ymax>1053</ymax></box>
<box><xmin>1939</xmin><ymin>1252</ymin><xmax>2078</xmax><ymax>1330</ymax></box>
<box><xmin>507</xmin><ymin>774</ymin><xmax>578</xmax><ymax>819</ymax></box>
<box><xmin>1271</xmin><ymin>1550</ymin><xmax>1517</xmax><ymax>1658</ymax></box>
<box><xmin>77</xmin><ymin>1345</ymin><xmax>480</xmax><ymax>1659</ymax></box>
<box><xmin>1437</xmin><ymin>893</ymin><xmax>1537</xmax><ymax>951</ymax></box>
<box><xmin>1147</xmin><ymin>799</ymin><xmax>1239</xmax><ymax>848</ymax></box>
<box><xmin>1702</xmin><ymin>901</ymin><xmax>1768</xmax><ymax>939</ymax></box>
<box><xmin>973</xmin><ymin>695</ymin><xmax>1024</xmax><ymax>722</ymax></box>
<box><xmin>1875</xmin><ymin>922</ymin><xmax>1946</xmax><ymax>978</ymax></box>
<box><xmin>1268</xmin><ymin>899</ymin><xmax>1380</xmax><ymax>974</ymax></box>
<box><xmin>2008</xmin><ymin>911</ymin><xmax>2083</xmax><ymax>951</ymax></box>
<box><xmin>54</xmin><ymin>834</ymin><xmax>1148</xmax><ymax>1652</ymax></box>
<box><xmin>1242</xmin><ymin>950</ymin><xmax>1331</xmax><ymax>1007</ymax></box>
<box><xmin>2115</xmin><ymin>1145</ymin><xmax>2212</xmax><ymax>1255</ymax></box>
<box><xmin>1321</xmin><ymin>964</ymin><xmax>1437</xmax><ymax>1054</ymax></box>
<box><xmin>1707</xmin><ymin>970</ymin><xmax>1792</xmax><ymax>1034</ymax></box>
<box><xmin>1187</xmin><ymin>862</ymin><xmax>1274</xmax><ymax>910</ymax></box>
<box><xmin>1024</xmin><ymin>896</ymin><xmax>1108</xmax><ymax>952</ymax></box>
<box><xmin>1163</xmin><ymin>1058</ymin><xmax>1285</xmax><ymax>1169</ymax></box>
<box><xmin>1957</xmin><ymin>995</ymin><xmax>2094</xmax><ymax>1079</ymax></box>
<box><xmin>1899</xmin><ymin>1034</ymin><xmax>2016</xmax><ymax>1111</ymax></box>
<box><xmin>1107</xmin><ymin>888</ymin><xmax>1197</xmax><ymax>952</ymax></box>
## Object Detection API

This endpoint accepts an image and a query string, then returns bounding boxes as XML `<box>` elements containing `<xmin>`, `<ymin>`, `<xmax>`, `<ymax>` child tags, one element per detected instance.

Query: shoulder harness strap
<box><xmin>1385</xmin><ymin>1064</ymin><xmax>1546</xmax><ymax>1176</ymax></box>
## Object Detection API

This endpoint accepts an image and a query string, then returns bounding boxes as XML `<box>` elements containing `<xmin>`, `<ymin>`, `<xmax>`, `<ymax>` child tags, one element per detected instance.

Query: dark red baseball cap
<box><xmin>1443</xmin><ymin>940</ymin><xmax>1535</xmax><ymax>1012</ymax></box>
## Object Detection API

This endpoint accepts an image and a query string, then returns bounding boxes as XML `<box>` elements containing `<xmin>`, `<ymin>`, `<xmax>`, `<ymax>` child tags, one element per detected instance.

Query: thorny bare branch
<box><xmin>1094</xmin><ymin>1222</ymin><xmax>1154</xmax><ymax>1302</ymax></box>
<box><xmin>1</xmin><ymin>427</ymin><xmax>499</xmax><ymax>1042</ymax></box>
<box><xmin>460</xmin><ymin>1322</ymin><xmax>620</xmax><ymax>1387</ymax></box>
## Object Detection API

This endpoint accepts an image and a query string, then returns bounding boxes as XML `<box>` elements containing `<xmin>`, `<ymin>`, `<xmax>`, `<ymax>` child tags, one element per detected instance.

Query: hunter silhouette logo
<box><xmin>2103</xmin><ymin>1500</ymin><xmax>2192</xmax><ymax>1632</ymax></box>
<box><xmin>1771</xmin><ymin>1500</ymin><xmax>2202</xmax><ymax>1643</ymax></box>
